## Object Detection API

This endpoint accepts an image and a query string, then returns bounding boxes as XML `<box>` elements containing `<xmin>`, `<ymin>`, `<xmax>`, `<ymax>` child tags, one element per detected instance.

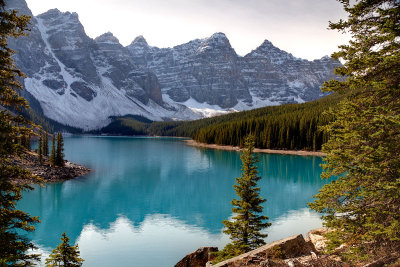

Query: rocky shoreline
<box><xmin>184</xmin><ymin>140</ymin><xmax>326</xmax><ymax>157</ymax></box>
<box><xmin>175</xmin><ymin>229</ymin><xmax>341</xmax><ymax>267</ymax></box>
<box><xmin>11</xmin><ymin>151</ymin><xmax>91</xmax><ymax>184</ymax></box>
<box><xmin>176</xmin><ymin>228</ymin><xmax>400</xmax><ymax>266</ymax></box>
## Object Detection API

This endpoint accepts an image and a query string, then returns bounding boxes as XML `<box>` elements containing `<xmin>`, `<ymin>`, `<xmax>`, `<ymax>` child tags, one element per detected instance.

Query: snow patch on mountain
<box><xmin>25</xmin><ymin>73</ymin><xmax>202</xmax><ymax>130</ymax></box>
<box><xmin>181</xmin><ymin>97</ymin><xmax>235</xmax><ymax>117</ymax></box>
<box><xmin>183</xmin><ymin>97</ymin><xmax>226</xmax><ymax>111</ymax></box>
<box><xmin>234</xmin><ymin>95</ymin><xmax>280</xmax><ymax>111</ymax></box>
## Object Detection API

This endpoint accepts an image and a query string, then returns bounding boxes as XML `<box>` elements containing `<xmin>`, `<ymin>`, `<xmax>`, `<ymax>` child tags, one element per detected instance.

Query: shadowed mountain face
<box><xmin>7</xmin><ymin>0</ymin><xmax>341</xmax><ymax>130</ymax></box>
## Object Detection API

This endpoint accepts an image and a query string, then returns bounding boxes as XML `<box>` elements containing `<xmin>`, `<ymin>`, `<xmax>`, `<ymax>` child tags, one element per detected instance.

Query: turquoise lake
<box><xmin>19</xmin><ymin>136</ymin><xmax>328</xmax><ymax>267</ymax></box>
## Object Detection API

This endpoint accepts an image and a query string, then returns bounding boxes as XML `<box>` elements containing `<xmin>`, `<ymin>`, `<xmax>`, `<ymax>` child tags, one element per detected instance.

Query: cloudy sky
<box><xmin>25</xmin><ymin>0</ymin><xmax>350</xmax><ymax>60</ymax></box>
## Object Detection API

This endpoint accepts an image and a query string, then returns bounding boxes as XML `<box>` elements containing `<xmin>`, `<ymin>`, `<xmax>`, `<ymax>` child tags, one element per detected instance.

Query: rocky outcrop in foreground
<box><xmin>209</xmin><ymin>234</ymin><xmax>323</xmax><ymax>267</ymax></box>
<box><xmin>175</xmin><ymin>229</ymin><xmax>344</xmax><ymax>267</ymax></box>
<box><xmin>175</xmin><ymin>247</ymin><xmax>218</xmax><ymax>267</ymax></box>
<box><xmin>177</xmin><ymin>228</ymin><xmax>400</xmax><ymax>266</ymax></box>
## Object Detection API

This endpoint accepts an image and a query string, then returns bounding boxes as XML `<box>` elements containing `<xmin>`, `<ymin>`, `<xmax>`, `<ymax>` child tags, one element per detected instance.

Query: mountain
<box><xmin>127</xmin><ymin>33</ymin><xmax>251</xmax><ymax>109</ymax></box>
<box><xmin>7</xmin><ymin>0</ymin><xmax>201</xmax><ymax>130</ymax></box>
<box><xmin>7</xmin><ymin>0</ymin><xmax>341</xmax><ymax>131</ymax></box>
<box><xmin>127</xmin><ymin>33</ymin><xmax>340</xmax><ymax>110</ymax></box>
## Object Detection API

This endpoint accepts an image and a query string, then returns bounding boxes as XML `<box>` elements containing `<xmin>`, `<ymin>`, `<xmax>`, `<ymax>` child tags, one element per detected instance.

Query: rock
<box><xmin>70</xmin><ymin>81</ymin><xmax>97</xmax><ymax>101</ymax></box>
<box><xmin>94</xmin><ymin>32</ymin><xmax>163</xmax><ymax>105</ymax></box>
<box><xmin>305</xmin><ymin>228</ymin><xmax>331</xmax><ymax>253</ymax></box>
<box><xmin>42</xmin><ymin>79</ymin><xmax>67</xmax><ymax>91</ymax></box>
<box><xmin>210</xmin><ymin>235</ymin><xmax>316</xmax><ymax>267</ymax></box>
<box><xmin>362</xmin><ymin>253</ymin><xmax>400</xmax><ymax>267</ymax></box>
<box><xmin>181</xmin><ymin>229</ymin><xmax>361</xmax><ymax>267</ymax></box>
<box><xmin>175</xmin><ymin>247</ymin><xmax>218</xmax><ymax>267</ymax></box>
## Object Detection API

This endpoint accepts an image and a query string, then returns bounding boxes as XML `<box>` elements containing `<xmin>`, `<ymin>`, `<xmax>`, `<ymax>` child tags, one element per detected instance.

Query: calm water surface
<box><xmin>19</xmin><ymin>136</ymin><xmax>328</xmax><ymax>267</ymax></box>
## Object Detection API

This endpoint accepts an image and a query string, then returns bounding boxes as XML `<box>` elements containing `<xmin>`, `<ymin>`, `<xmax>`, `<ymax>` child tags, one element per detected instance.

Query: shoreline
<box><xmin>184</xmin><ymin>139</ymin><xmax>326</xmax><ymax>157</ymax></box>
<box><xmin>12</xmin><ymin>151</ymin><xmax>91</xmax><ymax>184</ymax></box>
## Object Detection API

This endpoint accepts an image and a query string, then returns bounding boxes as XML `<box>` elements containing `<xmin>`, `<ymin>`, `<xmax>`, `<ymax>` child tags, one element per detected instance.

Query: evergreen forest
<box><xmin>95</xmin><ymin>93</ymin><xmax>342</xmax><ymax>151</ymax></box>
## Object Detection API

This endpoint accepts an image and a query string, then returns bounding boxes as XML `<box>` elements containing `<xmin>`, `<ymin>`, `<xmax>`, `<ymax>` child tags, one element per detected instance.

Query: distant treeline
<box><xmin>27</xmin><ymin>93</ymin><xmax>340</xmax><ymax>151</ymax></box>
<box><xmin>95</xmin><ymin>94</ymin><xmax>341</xmax><ymax>151</ymax></box>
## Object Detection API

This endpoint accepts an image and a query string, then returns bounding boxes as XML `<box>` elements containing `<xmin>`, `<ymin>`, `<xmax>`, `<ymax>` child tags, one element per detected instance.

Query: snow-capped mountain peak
<box><xmin>197</xmin><ymin>32</ymin><xmax>234</xmax><ymax>53</ymax></box>
<box><xmin>95</xmin><ymin>32</ymin><xmax>120</xmax><ymax>44</ymax></box>
<box><xmin>9</xmin><ymin>0</ymin><xmax>341</xmax><ymax>131</ymax></box>
<box><xmin>208</xmin><ymin>32</ymin><xmax>229</xmax><ymax>43</ymax></box>
<box><xmin>131</xmin><ymin>35</ymin><xmax>148</xmax><ymax>46</ymax></box>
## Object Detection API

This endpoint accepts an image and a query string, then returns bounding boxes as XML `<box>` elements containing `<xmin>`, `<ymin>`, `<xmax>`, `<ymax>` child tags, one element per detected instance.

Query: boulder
<box><xmin>305</xmin><ymin>228</ymin><xmax>331</xmax><ymax>253</ymax></box>
<box><xmin>175</xmin><ymin>247</ymin><xmax>218</xmax><ymax>267</ymax></box>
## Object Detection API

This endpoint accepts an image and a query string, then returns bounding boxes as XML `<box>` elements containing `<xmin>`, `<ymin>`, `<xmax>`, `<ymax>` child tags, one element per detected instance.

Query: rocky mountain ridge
<box><xmin>8</xmin><ymin>0</ymin><xmax>341</xmax><ymax>130</ymax></box>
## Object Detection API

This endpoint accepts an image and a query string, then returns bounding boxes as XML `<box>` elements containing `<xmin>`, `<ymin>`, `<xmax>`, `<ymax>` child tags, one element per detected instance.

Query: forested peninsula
<box><xmin>95</xmin><ymin>93</ymin><xmax>341</xmax><ymax>152</ymax></box>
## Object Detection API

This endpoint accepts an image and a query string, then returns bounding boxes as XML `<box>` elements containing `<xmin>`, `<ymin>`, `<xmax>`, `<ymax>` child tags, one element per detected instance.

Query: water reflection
<box><xmin>19</xmin><ymin>137</ymin><xmax>327</xmax><ymax>266</ymax></box>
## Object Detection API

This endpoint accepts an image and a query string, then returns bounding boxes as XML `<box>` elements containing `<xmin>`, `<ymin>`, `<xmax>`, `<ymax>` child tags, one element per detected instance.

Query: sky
<box><xmin>25</xmin><ymin>0</ymin><xmax>350</xmax><ymax>60</ymax></box>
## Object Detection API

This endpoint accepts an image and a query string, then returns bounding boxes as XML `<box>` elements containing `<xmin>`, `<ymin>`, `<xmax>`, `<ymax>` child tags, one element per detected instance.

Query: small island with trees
<box><xmin>11</xmin><ymin>131</ymin><xmax>90</xmax><ymax>184</ymax></box>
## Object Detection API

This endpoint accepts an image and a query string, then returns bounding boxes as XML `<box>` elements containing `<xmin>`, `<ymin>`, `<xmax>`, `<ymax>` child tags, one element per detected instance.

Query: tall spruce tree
<box><xmin>49</xmin><ymin>135</ymin><xmax>56</xmax><ymax>166</ymax></box>
<box><xmin>38</xmin><ymin>133</ymin><xmax>43</xmax><ymax>164</ymax></box>
<box><xmin>0</xmin><ymin>0</ymin><xmax>40</xmax><ymax>265</ymax></box>
<box><xmin>309</xmin><ymin>0</ymin><xmax>400</xmax><ymax>261</ymax></box>
<box><xmin>55</xmin><ymin>132</ymin><xmax>64</xmax><ymax>167</ymax></box>
<box><xmin>41</xmin><ymin>131</ymin><xmax>49</xmax><ymax>157</ymax></box>
<box><xmin>45</xmin><ymin>232</ymin><xmax>84</xmax><ymax>267</ymax></box>
<box><xmin>215</xmin><ymin>135</ymin><xmax>271</xmax><ymax>262</ymax></box>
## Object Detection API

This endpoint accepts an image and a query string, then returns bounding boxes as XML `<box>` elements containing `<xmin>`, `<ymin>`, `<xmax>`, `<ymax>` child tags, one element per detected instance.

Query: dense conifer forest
<box><xmin>97</xmin><ymin>93</ymin><xmax>341</xmax><ymax>151</ymax></box>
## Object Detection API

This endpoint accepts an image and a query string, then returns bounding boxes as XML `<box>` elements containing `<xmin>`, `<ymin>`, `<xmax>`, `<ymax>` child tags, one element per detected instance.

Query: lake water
<box><xmin>19</xmin><ymin>136</ymin><xmax>328</xmax><ymax>267</ymax></box>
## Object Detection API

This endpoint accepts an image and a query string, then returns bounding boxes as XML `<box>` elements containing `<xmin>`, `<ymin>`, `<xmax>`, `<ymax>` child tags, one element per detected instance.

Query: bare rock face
<box><xmin>93</xmin><ymin>32</ymin><xmax>163</xmax><ymax>105</ymax></box>
<box><xmin>127</xmin><ymin>33</ymin><xmax>251</xmax><ymax>108</ymax></box>
<box><xmin>241</xmin><ymin>42</ymin><xmax>340</xmax><ymax>104</ymax></box>
<box><xmin>37</xmin><ymin>9</ymin><xmax>100</xmax><ymax>87</ymax></box>
<box><xmin>127</xmin><ymin>34</ymin><xmax>341</xmax><ymax>109</ymax></box>
<box><xmin>131</xmin><ymin>71</ymin><xmax>163</xmax><ymax>105</ymax></box>
<box><xmin>175</xmin><ymin>247</ymin><xmax>218</xmax><ymax>267</ymax></box>
<box><xmin>70</xmin><ymin>81</ymin><xmax>97</xmax><ymax>101</ymax></box>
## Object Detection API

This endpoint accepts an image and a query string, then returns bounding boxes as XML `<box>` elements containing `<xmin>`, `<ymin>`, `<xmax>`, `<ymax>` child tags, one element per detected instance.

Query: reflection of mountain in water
<box><xmin>18</xmin><ymin>137</ymin><xmax>327</xmax><ymax>248</ymax></box>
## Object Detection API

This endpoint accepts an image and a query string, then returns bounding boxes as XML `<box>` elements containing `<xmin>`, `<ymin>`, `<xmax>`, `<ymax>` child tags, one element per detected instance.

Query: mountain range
<box><xmin>8</xmin><ymin>0</ymin><xmax>341</xmax><ymax>130</ymax></box>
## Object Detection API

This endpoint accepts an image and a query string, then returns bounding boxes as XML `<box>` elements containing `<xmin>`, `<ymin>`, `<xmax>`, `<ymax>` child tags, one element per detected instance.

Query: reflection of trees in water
<box><xmin>18</xmin><ymin>137</ymin><xmax>327</xmax><ymax>248</ymax></box>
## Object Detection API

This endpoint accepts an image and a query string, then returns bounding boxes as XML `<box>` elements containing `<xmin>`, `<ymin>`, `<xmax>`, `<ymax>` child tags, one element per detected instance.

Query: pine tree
<box><xmin>0</xmin><ymin>1</ymin><xmax>40</xmax><ymax>265</ymax></box>
<box><xmin>40</xmin><ymin>131</ymin><xmax>45</xmax><ymax>158</ymax></box>
<box><xmin>309</xmin><ymin>0</ymin><xmax>400</xmax><ymax>261</ymax></box>
<box><xmin>44</xmin><ymin>131</ymin><xmax>49</xmax><ymax>156</ymax></box>
<box><xmin>49</xmin><ymin>134</ymin><xmax>56</xmax><ymax>166</ymax></box>
<box><xmin>45</xmin><ymin>232</ymin><xmax>84</xmax><ymax>267</ymax></box>
<box><xmin>38</xmin><ymin>133</ymin><xmax>43</xmax><ymax>164</ymax></box>
<box><xmin>41</xmin><ymin>130</ymin><xmax>49</xmax><ymax>157</ymax></box>
<box><xmin>20</xmin><ymin>133</ymin><xmax>31</xmax><ymax>150</ymax></box>
<box><xmin>55</xmin><ymin>132</ymin><xmax>64</xmax><ymax>166</ymax></box>
<box><xmin>215</xmin><ymin>135</ymin><xmax>271</xmax><ymax>262</ymax></box>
